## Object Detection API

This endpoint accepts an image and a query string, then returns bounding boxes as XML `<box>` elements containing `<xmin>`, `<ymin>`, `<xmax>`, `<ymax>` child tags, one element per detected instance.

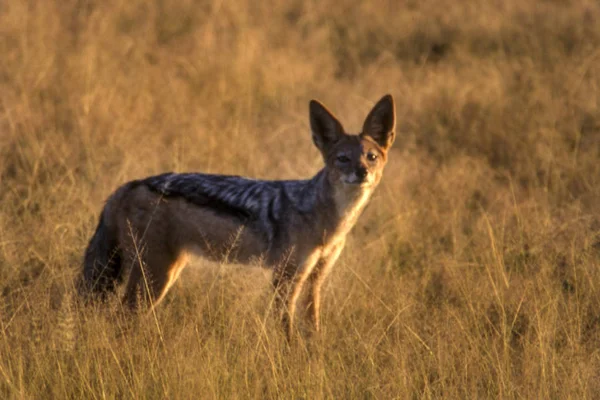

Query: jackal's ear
<box><xmin>361</xmin><ymin>94</ymin><xmax>396</xmax><ymax>150</ymax></box>
<box><xmin>309</xmin><ymin>100</ymin><xmax>344</xmax><ymax>153</ymax></box>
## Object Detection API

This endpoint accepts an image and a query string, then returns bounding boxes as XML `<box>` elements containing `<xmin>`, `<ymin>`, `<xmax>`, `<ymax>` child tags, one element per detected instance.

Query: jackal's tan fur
<box><xmin>81</xmin><ymin>95</ymin><xmax>396</xmax><ymax>338</ymax></box>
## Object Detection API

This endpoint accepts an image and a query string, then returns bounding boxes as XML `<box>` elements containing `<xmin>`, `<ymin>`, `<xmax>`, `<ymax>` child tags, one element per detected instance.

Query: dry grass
<box><xmin>2</xmin><ymin>0</ymin><xmax>600</xmax><ymax>398</ymax></box>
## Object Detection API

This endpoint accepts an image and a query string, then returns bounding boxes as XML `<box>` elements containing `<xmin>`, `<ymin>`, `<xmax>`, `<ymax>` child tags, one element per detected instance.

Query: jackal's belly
<box><xmin>184</xmin><ymin>242</ymin><xmax>268</xmax><ymax>266</ymax></box>
<box><xmin>180</xmin><ymin>218</ymin><xmax>269</xmax><ymax>265</ymax></box>
<box><xmin>168</xmin><ymin>199</ymin><xmax>269</xmax><ymax>265</ymax></box>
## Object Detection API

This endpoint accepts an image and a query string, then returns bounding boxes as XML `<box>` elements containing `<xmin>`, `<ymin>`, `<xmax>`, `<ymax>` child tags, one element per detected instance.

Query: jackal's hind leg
<box><xmin>122</xmin><ymin>250</ymin><xmax>187</xmax><ymax>312</ymax></box>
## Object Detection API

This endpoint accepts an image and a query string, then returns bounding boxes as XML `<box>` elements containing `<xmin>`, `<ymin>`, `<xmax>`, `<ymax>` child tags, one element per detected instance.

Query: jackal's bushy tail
<box><xmin>79</xmin><ymin>209</ymin><xmax>123</xmax><ymax>301</ymax></box>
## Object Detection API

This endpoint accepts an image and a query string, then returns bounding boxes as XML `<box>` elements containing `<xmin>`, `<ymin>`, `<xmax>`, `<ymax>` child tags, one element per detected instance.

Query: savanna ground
<box><xmin>1</xmin><ymin>0</ymin><xmax>600</xmax><ymax>398</ymax></box>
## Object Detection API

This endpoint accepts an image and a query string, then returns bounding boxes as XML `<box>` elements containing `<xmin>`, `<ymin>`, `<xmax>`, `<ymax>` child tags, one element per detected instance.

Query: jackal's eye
<box><xmin>336</xmin><ymin>154</ymin><xmax>350</xmax><ymax>163</ymax></box>
<box><xmin>367</xmin><ymin>153</ymin><xmax>378</xmax><ymax>161</ymax></box>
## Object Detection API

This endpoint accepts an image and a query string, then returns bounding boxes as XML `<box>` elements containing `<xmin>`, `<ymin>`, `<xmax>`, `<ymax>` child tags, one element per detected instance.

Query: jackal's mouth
<box><xmin>342</xmin><ymin>178</ymin><xmax>373</xmax><ymax>187</ymax></box>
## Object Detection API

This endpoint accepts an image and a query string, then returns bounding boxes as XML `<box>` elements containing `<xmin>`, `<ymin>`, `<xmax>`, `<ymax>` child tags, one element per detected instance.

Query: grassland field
<box><xmin>1</xmin><ymin>0</ymin><xmax>600</xmax><ymax>398</ymax></box>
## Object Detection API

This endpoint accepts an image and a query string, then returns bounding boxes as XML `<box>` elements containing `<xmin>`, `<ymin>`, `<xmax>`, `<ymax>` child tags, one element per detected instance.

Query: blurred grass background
<box><xmin>1</xmin><ymin>0</ymin><xmax>600</xmax><ymax>398</ymax></box>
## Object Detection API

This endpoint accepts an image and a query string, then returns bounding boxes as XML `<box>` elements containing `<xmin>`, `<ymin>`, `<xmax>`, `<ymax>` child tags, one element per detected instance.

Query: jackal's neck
<box><xmin>312</xmin><ymin>168</ymin><xmax>374</xmax><ymax>238</ymax></box>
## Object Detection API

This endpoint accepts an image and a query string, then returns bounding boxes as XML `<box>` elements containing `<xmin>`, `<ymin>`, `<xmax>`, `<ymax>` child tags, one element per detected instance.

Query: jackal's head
<box><xmin>310</xmin><ymin>94</ymin><xmax>395</xmax><ymax>191</ymax></box>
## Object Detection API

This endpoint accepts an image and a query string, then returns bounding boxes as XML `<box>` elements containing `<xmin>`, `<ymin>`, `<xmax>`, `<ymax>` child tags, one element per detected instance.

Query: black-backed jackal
<box><xmin>80</xmin><ymin>95</ymin><xmax>396</xmax><ymax>338</ymax></box>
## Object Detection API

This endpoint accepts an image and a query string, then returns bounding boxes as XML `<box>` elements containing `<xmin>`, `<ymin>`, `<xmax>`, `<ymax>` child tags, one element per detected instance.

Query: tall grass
<box><xmin>1</xmin><ymin>0</ymin><xmax>600</xmax><ymax>398</ymax></box>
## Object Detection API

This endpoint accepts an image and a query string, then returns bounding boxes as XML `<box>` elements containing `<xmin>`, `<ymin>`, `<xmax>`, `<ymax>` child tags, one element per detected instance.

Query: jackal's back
<box><xmin>140</xmin><ymin>171</ymin><xmax>325</xmax><ymax>248</ymax></box>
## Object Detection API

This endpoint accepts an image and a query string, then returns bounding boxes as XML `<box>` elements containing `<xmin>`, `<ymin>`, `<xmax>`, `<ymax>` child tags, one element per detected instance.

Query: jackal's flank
<box><xmin>80</xmin><ymin>95</ymin><xmax>396</xmax><ymax>337</ymax></box>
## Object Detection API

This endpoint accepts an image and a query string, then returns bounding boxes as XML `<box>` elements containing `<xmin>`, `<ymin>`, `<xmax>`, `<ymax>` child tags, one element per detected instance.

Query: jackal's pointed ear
<box><xmin>309</xmin><ymin>100</ymin><xmax>345</xmax><ymax>153</ymax></box>
<box><xmin>361</xmin><ymin>94</ymin><xmax>396</xmax><ymax>150</ymax></box>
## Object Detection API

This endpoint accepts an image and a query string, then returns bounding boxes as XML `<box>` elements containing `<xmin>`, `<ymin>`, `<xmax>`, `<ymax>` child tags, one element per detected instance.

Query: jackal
<box><xmin>80</xmin><ymin>94</ymin><xmax>396</xmax><ymax>337</ymax></box>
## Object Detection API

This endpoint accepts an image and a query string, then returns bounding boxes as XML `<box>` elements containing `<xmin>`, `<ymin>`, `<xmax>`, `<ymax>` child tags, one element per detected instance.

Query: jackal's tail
<box><xmin>79</xmin><ymin>208</ymin><xmax>123</xmax><ymax>302</ymax></box>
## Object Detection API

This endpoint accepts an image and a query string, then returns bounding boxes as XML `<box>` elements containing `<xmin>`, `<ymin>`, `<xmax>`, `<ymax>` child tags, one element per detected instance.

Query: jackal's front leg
<box><xmin>272</xmin><ymin>250</ymin><xmax>321</xmax><ymax>340</ymax></box>
<box><xmin>306</xmin><ymin>241</ymin><xmax>344</xmax><ymax>333</ymax></box>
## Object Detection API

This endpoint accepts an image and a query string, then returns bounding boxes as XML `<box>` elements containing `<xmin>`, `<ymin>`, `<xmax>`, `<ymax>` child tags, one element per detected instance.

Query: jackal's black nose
<box><xmin>356</xmin><ymin>167</ymin><xmax>368</xmax><ymax>180</ymax></box>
